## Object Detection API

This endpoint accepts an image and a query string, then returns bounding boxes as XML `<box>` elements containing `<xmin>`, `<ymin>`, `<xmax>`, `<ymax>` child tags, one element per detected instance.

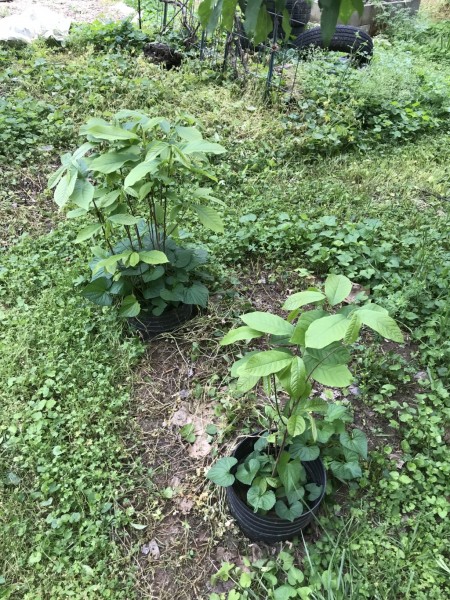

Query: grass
<box><xmin>1</xmin><ymin>6</ymin><xmax>449</xmax><ymax>599</ymax></box>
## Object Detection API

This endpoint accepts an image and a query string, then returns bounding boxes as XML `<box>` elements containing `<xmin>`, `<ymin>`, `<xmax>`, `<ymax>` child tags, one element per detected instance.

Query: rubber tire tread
<box><xmin>293</xmin><ymin>25</ymin><xmax>373</xmax><ymax>62</ymax></box>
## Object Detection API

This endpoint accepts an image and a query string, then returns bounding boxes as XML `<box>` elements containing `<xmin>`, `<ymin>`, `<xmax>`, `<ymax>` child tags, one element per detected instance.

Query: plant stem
<box><xmin>92</xmin><ymin>199</ymin><xmax>114</xmax><ymax>254</ymax></box>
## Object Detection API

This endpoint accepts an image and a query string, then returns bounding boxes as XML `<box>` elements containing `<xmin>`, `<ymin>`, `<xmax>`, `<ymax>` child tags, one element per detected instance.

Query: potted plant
<box><xmin>48</xmin><ymin>111</ymin><xmax>226</xmax><ymax>336</ymax></box>
<box><xmin>207</xmin><ymin>274</ymin><xmax>403</xmax><ymax>542</ymax></box>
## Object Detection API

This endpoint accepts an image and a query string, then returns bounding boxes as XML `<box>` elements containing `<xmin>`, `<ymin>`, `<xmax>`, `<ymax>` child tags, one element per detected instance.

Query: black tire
<box><xmin>267</xmin><ymin>0</ymin><xmax>312</xmax><ymax>36</ymax></box>
<box><xmin>292</xmin><ymin>25</ymin><xmax>373</xmax><ymax>64</ymax></box>
<box><xmin>128</xmin><ymin>303</ymin><xmax>193</xmax><ymax>340</ymax></box>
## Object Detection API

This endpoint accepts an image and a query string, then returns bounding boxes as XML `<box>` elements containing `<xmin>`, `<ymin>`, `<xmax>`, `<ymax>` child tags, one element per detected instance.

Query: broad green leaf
<box><xmin>222</xmin><ymin>0</ymin><xmax>239</xmax><ymax>30</ymax></box>
<box><xmin>344</xmin><ymin>312</ymin><xmax>361</xmax><ymax>344</ymax></box>
<box><xmin>339</xmin><ymin>0</ymin><xmax>356</xmax><ymax>23</ymax></box>
<box><xmin>236</xmin><ymin>459</ymin><xmax>260</xmax><ymax>485</ymax></box>
<box><xmin>175</xmin><ymin>126</ymin><xmax>203</xmax><ymax>142</ymax></box>
<box><xmin>340</xmin><ymin>429</ymin><xmax>368</xmax><ymax>460</ymax></box>
<box><xmin>357</xmin><ymin>309</ymin><xmax>404</xmax><ymax>343</ymax></box>
<box><xmin>305</xmin><ymin>360</ymin><xmax>353</xmax><ymax>388</ymax></box>
<box><xmin>304</xmin><ymin>343</ymin><xmax>351</xmax><ymax>368</ymax></box>
<box><xmin>85</xmin><ymin>124</ymin><xmax>139</xmax><ymax>141</ymax></box>
<box><xmin>282</xmin><ymin>291</ymin><xmax>325</xmax><ymax>311</ymax></box>
<box><xmin>324</xmin><ymin>274</ymin><xmax>352</xmax><ymax>306</ymax></box>
<box><xmin>48</xmin><ymin>163</ymin><xmax>67</xmax><ymax>189</ymax></box>
<box><xmin>316</xmin><ymin>422</ymin><xmax>336</xmax><ymax>443</ymax></box>
<box><xmin>206</xmin><ymin>457</ymin><xmax>237</xmax><ymax>487</ymax></box>
<box><xmin>139</xmin><ymin>250</ymin><xmax>169</xmax><ymax>265</ymax></box>
<box><xmin>275</xmin><ymin>500</ymin><xmax>303</xmax><ymax>522</ymax></box>
<box><xmin>54</xmin><ymin>169</ymin><xmax>77</xmax><ymax>208</ymax></box>
<box><xmin>277</xmin><ymin>356</ymin><xmax>306</xmax><ymax>400</ymax></box>
<box><xmin>70</xmin><ymin>178</ymin><xmax>94</xmax><ymax>211</ymax></box>
<box><xmin>247</xmin><ymin>486</ymin><xmax>276</xmax><ymax>512</ymax></box>
<box><xmin>82</xmin><ymin>278</ymin><xmax>112</xmax><ymax>306</ymax></box>
<box><xmin>321</xmin><ymin>1</ymin><xmax>340</xmax><ymax>46</ymax></box>
<box><xmin>244</xmin><ymin>0</ymin><xmax>263</xmax><ymax>34</ymax></box>
<box><xmin>235</xmin><ymin>375</ymin><xmax>260</xmax><ymax>393</ymax></box>
<box><xmin>305</xmin><ymin>314</ymin><xmax>350</xmax><ymax>349</ymax></box>
<box><xmin>289</xmin><ymin>442</ymin><xmax>320</xmax><ymax>461</ymax></box>
<box><xmin>95</xmin><ymin>189</ymin><xmax>121</xmax><ymax>208</ymax></box>
<box><xmin>184</xmin><ymin>282</ymin><xmax>209</xmax><ymax>307</ymax></box>
<box><xmin>89</xmin><ymin>150</ymin><xmax>140</xmax><ymax>174</ymax></box>
<box><xmin>300</xmin><ymin>399</ymin><xmax>329</xmax><ymax>413</ymax></box>
<box><xmin>193</xmin><ymin>204</ymin><xmax>224</xmax><ymax>233</ymax></box>
<box><xmin>290</xmin><ymin>309</ymin><xmax>327</xmax><ymax>346</ymax></box>
<box><xmin>182</xmin><ymin>140</ymin><xmax>226</xmax><ymax>155</ymax></box>
<box><xmin>118</xmin><ymin>295</ymin><xmax>140</xmax><ymax>317</ymax></box>
<box><xmin>129</xmin><ymin>252</ymin><xmax>140</xmax><ymax>267</ymax></box>
<box><xmin>359</xmin><ymin>303</ymin><xmax>388</xmax><ymax>314</ymax></box>
<box><xmin>287</xmin><ymin>415</ymin><xmax>306</xmax><ymax>437</ymax></box>
<box><xmin>330</xmin><ymin>460</ymin><xmax>362</xmax><ymax>481</ymax></box>
<box><xmin>239</xmin><ymin>350</ymin><xmax>293</xmax><ymax>378</ymax></box>
<box><xmin>74</xmin><ymin>223</ymin><xmax>102</xmax><ymax>243</ymax></box>
<box><xmin>326</xmin><ymin>404</ymin><xmax>350</xmax><ymax>422</ymax></box>
<box><xmin>220</xmin><ymin>326</ymin><xmax>264</xmax><ymax>346</ymax></box>
<box><xmin>277</xmin><ymin>452</ymin><xmax>304</xmax><ymax>493</ymax></box>
<box><xmin>253</xmin><ymin>4</ymin><xmax>273</xmax><ymax>45</ymax></box>
<box><xmin>230</xmin><ymin>351</ymin><xmax>259</xmax><ymax>377</ymax></box>
<box><xmin>108</xmin><ymin>214</ymin><xmax>141</xmax><ymax>226</ymax></box>
<box><xmin>124</xmin><ymin>160</ymin><xmax>159</xmax><ymax>188</ymax></box>
<box><xmin>305</xmin><ymin>483</ymin><xmax>323</xmax><ymax>501</ymax></box>
<box><xmin>241</xmin><ymin>312</ymin><xmax>294</xmax><ymax>336</ymax></box>
<box><xmin>274</xmin><ymin>584</ymin><xmax>297</xmax><ymax>600</ymax></box>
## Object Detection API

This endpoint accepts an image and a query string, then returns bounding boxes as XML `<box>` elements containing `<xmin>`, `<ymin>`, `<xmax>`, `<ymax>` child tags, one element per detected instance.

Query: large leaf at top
<box><xmin>305</xmin><ymin>314</ymin><xmax>350</xmax><ymax>349</ymax></box>
<box><xmin>238</xmin><ymin>350</ymin><xmax>294</xmax><ymax>378</ymax></box>
<box><xmin>244</xmin><ymin>0</ymin><xmax>263</xmax><ymax>35</ymax></box>
<box><xmin>241</xmin><ymin>312</ymin><xmax>294</xmax><ymax>336</ymax></box>
<box><xmin>320</xmin><ymin>0</ymin><xmax>340</xmax><ymax>46</ymax></box>
<box><xmin>356</xmin><ymin>309</ymin><xmax>404</xmax><ymax>343</ymax></box>
<box><xmin>89</xmin><ymin>150</ymin><xmax>140</xmax><ymax>174</ymax></box>
<box><xmin>85</xmin><ymin>124</ymin><xmax>139</xmax><ymax>141</ymax></box>
<box><xmin>220</xmin><ymin>326</ymin><xmax>264</xmax><ymax>346</ymax></box>
<box><xmin>253</xmin><ymin>4</ymin><xmax>273</xmax><ymax>45</ymax></box>
<box><xmin>282</xmin><ymin>291</ymin><xmax>325</xmax><ymax>311</ymax></box>
<box><xmin>324</xmin><ymin>274</ymin><xmax>352</xmax><ymax>306</ymax></box>
<box><xmin>193</xmin><ymin>205</ymin><xmax>224</xmax><ymax>233</ymax></box>
<box><xmin>340</xmin><ymin>429</ymin><xmax>368</xmax><ymax>460</ymax></box>
<box><xmin>206</xmin><ymin>457</ymin><xmax>237</xmax><ymax>487</ymax></box>
<box><xmin>139</xmin><ymin>250</ymin><xmax>169</xmax><ymax>265</ymax></box>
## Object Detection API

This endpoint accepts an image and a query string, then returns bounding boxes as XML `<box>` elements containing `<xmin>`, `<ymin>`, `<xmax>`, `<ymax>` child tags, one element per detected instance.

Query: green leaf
<box><xmin>247</xmin><ymin>486</ymin><xmax>276</xmax><ymax>512</ymax></box>
<box><xmin>54</xmin><ymin>169</ymin><xmax>78</xmax><ymax>208</ymax></box>
<box><xmin>118</xmin><ymin>295</ymin><xmax>140</xmax><ymax>318</ymax></box>
<box><xmin>277</xmin><ymin>452</ymin><xmax>304</xmax><ymax>493</ymax></box>
<box><xmin>207</xmin><ymin>457</ymin><xmax>237</xmax><ymax>487</ymax></box>
<box><xmin>193</xmin><ymin>204</ymin><xmax>224</xmax><ymax>233</ymax></box>
<box><xmin>275</xmin><ymin>500</ymin><xmax>303</xmax><ymax>522</ymax></box>
<box><xmin>74</xmin><ymin>223</ymin><xmax>102</xmax><ymax>244</ymax></box>
<box><xmin>89</xmin><ymin>150</ymin><xmax>140</xmax><ymax>174</ymax></box>
<box><xmin>108</xmin><ymin>214</ymin><xmax>141</xmax><ymax>226</ymax></box>
<box><xmin>330</xmin><ymin>460</ymin><xmax>362</xmax><ymax>481</ymax></box>
<box><xmin>321</xmin><ymin>1</ymin><xmax>340</xmax><ymax>46</ymax></box>
<box><xmin>254</xmin><ymin>5</ymin><xmax>273</xmax><ymax>45</ymax></box>
<box><xmin>183</xmin><ymin>282</ymin><xmax>209</xmax><ymax>307</ymax></box>
<box><xmin>241</xmin><ymin>312</ymin><xmax>294</xmax><ymax>336</ymax></box>
<box><xmin>357</xmin><ymin>309</ymin><xmax>404</xmax><ymax>343</ymax></box>
<box><xmin>305</xmin><ymin>314</ymin><xmax>350</xmax><ymax>349</ymax></box>
<box><xmin>305</xmin><ymin>360</ymin><xmax>353</xmax><ymax>387</ymax></box>
<box><xmin>287</xmin><ymin>415</ymin><xmax>306</xmax><ymax>437</ymax></box>
<box><xmin>180</xmin><ymin>423</ymin><xmax>196</xmax><ymax>443</ymax></box>
<box><xmin>124</xmin><ymin>160</ymin><xmax>159</xmax><ymax>188</ymax></box>
<box><xmin>95</xmin><ymin>189</ymin><xmax>121</xmax><ymax>208</ymax></box>
<box><xmin>220</xmin><ymin>326</ymin><xmax>264</xmax><ymax>345</ymax></box>
<box><xmin>70</xmin><ymin>178</ymin><xmax>94</xmax><ymax>211</ymax></box>
<box><xmin>244</xmin><ymin>0</ymin><xmax>263</xmax><ymax>35</ymax></box>
<box><xmin>344</xmin><ymin>312</ymin><xmax>361</xmax><ymax>344</ymax></box>
<box><xmin>282</xmin><ymin>291</ymin><xmax>325</xmax><ymax>311</ymax></box>
<box><xmin>239</xmin><ymin>350</ymin><xmax>293</xmax><ymax>378</ymax></box>
<box><xmin>324</xmin><ymin>274</ymin><xmax>352</xmax><ymax>306</ymax></box>
<box><xmin>86</xmin><ymin>124</ymin><xmax>139</xmax><ymax>141</ymax></box>
<box><xmin>235</xmin><ymin>375</ymin><xmax>260</xmax><ymax>393</ymax></box>
<box><xmin>236</xmin><ymin>459</ymin><xmax>260</xmax><ymax>485</ymax></box>
<box><xmin>82</xmin><ymin>278</ymin><xmax>113</xmax><ymax>306</ymax></box>
<box><xmin>326</xmin><ymin>404</ymin><xmax>350</xmax><ymax>422</ymax></box>
<box><xmin>305</xmin><ymin>482</ymin><xmax>323</xmax><ymax>501</ymax></box>
<box><xmin>339</xmin><ymin>0</ymin><xmax>356</xmax><ymax>23</ymax></box>
<box><xmin>289</xmin><ymin>442</ymin><xmax>320</xmax><ymax>461</ymax></box>
<box><xmin>273</xmin><ymin>584</ymin><xmax>298</xmax><ymax>600</ymax></box>
<box><xmin>182</xmin><ymin>140</ymin><xmax>226</xmax><ymax>155</ymax></box>
<box><xmin>175</xmin><ymin>126</ymin><xmax>203</xmax><ymax>142</ymax></box>
<box><xmin>222</xmin><ymin>0</ymin><xmax>239</xmax><ymax>30</ymax></box>
<box><xmin>277</xmin><ymin>356</ymin><xmax>306</xmax><ymax>400</ymax></box>
<box><xmin>340</xmin><ymin>429</ymin><xmax>368</xmax><ymax>460</ymax></box>
<box><xmin>290</xmin><ymin>309</ymin><xmax>327</xmax><ymax>345</ymax></box>
<box><xmin>139</xmin><ymin>250</ymin><xmax>169</xmax><ymax>265</ymax></box>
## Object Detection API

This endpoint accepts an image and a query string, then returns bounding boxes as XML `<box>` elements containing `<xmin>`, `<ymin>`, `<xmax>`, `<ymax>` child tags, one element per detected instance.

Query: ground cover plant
<box><xmin>0</xmin><ymin>3</ymin><xmax>449</xmax><ymax>599</ymax></box>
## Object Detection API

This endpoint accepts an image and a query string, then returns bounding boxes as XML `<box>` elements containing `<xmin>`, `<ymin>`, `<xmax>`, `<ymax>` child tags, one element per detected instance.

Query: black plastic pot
<box><xmin>128</xmin><ymin>303</ymin><xmax>194</xmax><ymax>340</ymax></box>
<box><xmin>226</xmin><ymin>433</ymin><xmax>326</xmax><ymax>543</ymax></box>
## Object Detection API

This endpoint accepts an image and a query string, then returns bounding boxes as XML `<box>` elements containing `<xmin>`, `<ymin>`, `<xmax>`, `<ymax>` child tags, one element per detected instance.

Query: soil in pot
<box><xmin>226</xmin><ymin>433</ymin><xmax>327</xmax><ymax>544</ymax></box>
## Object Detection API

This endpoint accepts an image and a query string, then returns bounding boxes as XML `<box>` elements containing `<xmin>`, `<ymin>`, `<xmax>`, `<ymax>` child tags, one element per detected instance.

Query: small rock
<box><xmin>141</xmin><ymin>539</ymin><xmax>160</xmax><ymax>559</ymax></box>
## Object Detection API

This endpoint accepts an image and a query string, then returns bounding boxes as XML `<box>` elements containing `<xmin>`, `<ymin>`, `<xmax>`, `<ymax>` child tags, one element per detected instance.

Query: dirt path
<box><xmin>0</xmin><ymin>0</ymin><xmax>136</xmax><ymax>22</ymax></box>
